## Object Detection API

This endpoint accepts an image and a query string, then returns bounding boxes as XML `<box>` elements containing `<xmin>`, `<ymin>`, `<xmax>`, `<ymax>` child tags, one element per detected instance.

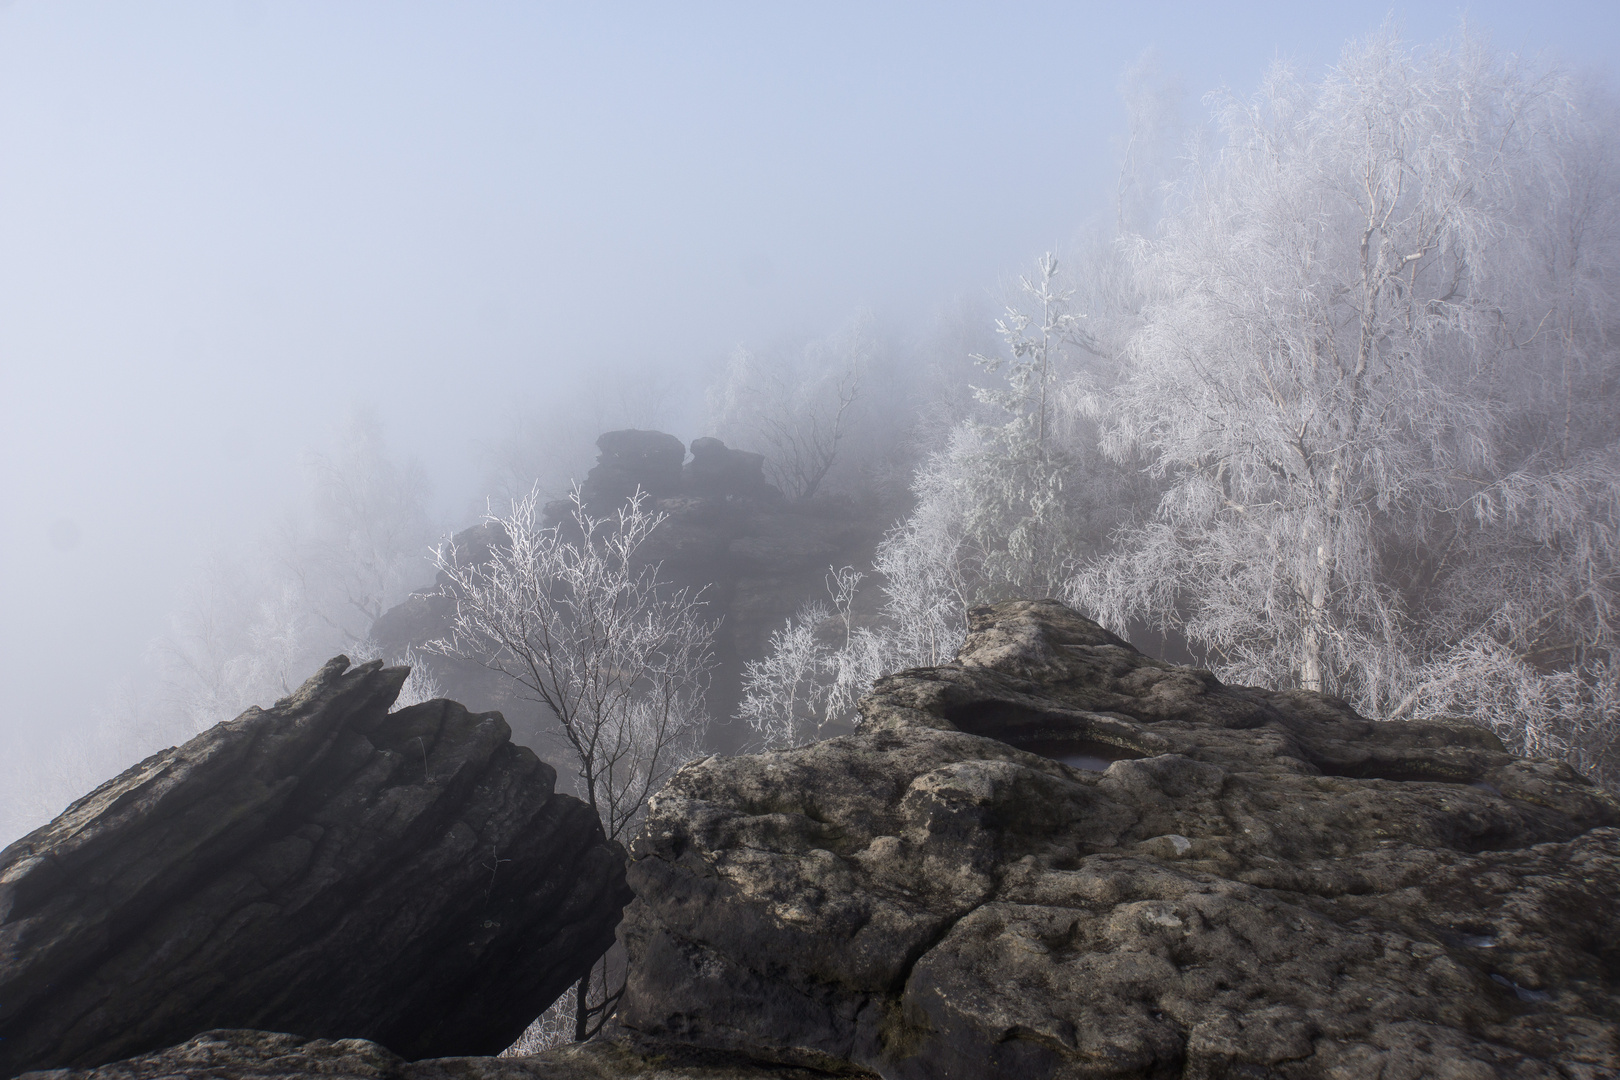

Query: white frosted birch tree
<box><xmin>428</xmin><ymin>486</ymin><xmax>714</xmax><ymax>845</ymax></box>
<box><xmin>1068</xmin><ymin>30</ymin><xmax>1620</xmax><ymax>748</ymax></box>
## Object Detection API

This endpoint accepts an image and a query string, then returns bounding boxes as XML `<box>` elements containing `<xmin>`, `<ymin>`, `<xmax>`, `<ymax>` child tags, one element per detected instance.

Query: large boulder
<box><xmin>0</xmin><ymin>658</ymin><xmax>631</xmax><ymax>1076</ymax></box>
<box><xmin>613</xmin><ymin>600</ymin><xmax>1620</xmax><ymax>1078</ymax></box>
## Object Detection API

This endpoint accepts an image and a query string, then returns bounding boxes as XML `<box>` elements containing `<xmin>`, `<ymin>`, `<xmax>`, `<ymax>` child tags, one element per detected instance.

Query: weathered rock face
<box><xmin>0</xmin><ymin>658</ymin><xmax>631</xmax><ymax>1077</ymax></box>
<box><xmin>579</xmin><ymin>430</ymin><xmax>691</xmax><ymax>508</ymax></box>
<box><xmin>683</xmin><ymin>438</ymin><xmax>778</xmax><ymax>502</ymax></box>
<box><xmin>614</xmin><ymin>600</ymin><xmax>1620</xmax><ymax>1078</ymax></box>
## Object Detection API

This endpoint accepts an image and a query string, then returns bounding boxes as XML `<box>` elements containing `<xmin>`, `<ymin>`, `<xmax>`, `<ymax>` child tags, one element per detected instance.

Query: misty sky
<box><xmin>3</xmin><ymin>2</ymin><xmax>1618</xmax><ymax>769</ymax></box>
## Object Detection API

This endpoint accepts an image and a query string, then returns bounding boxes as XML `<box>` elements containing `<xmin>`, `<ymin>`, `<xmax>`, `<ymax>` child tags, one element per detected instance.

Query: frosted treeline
<box><xmin>8</xmin><ymin>26</ymin><xmax>1615</xmax><ymax>848</ymax></box>
<box><xmin>741</xmin><ymin>31</ymin><xmax>1620</xmax><ymax>789</ymax></box>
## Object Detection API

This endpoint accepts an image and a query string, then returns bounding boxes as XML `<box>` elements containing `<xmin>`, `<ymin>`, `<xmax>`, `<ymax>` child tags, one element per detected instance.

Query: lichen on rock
<box><xmin>613</xmin><ymin>600</ymin><xmax>1620</xmax><ymax>1078</ymax></box>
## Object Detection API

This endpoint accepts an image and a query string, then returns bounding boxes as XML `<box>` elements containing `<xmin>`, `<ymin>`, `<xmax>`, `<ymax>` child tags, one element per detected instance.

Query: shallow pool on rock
<box><xmin>1013</xmin><ymin>737</ymin><xmax>1142</xmax><ymax>772</ymax></box>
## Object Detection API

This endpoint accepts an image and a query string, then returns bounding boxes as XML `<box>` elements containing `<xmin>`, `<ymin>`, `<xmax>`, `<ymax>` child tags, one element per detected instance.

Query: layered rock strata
<box><xmin>0</xmin><ymin>658</ymin><xmax>630</xmax><ymax>1076</ymax></box>
<box><xmin>615</xmin><ymin>600</ymin><xmax>1620</xmax><ymax>1078</ymax></box>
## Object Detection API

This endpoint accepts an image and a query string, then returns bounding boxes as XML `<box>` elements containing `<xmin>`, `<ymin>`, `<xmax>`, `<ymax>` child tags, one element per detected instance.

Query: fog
<box><xmin>3</xmin><ymin>2</ymin><xmax>1618</xmax><ymax>842</ymax></box>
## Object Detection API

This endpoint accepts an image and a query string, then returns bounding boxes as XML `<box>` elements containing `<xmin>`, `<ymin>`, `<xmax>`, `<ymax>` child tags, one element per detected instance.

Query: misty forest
<box><xmin>6</xmin><ymin>13</ymin><xmax>1620</xmax><ymax>1080</ymax></box>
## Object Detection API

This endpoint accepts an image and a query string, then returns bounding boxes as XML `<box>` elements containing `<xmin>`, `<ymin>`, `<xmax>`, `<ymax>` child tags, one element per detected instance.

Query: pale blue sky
<box><xmin>2</xmin><ymin>2</ymin><xmax>1616</xmax><ymax>763</ymax></box>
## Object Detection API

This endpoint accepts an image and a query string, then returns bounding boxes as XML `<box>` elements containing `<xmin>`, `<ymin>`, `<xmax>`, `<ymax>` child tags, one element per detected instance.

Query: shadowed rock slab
<box><xmin>0</xmin><ymin>658</ymin><xmax>630</xmax><ymax>1076</ymax></box>
<box><xmin>615</xmin><ymin>600</ymin><xmax>1620</xmax><ymax>1079</ymax></box>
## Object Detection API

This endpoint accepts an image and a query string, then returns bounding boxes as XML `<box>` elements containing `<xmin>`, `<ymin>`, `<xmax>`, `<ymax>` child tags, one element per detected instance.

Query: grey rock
<box><xmin>683</xmin><ymin>438</ymin><xmax>780</xmax><ymax>502</ymax></box>
<box><xmin>0</xmin><ymin>659</ymin><xmax>630</xmax><ymax>1076</ymax></box>
<box><xmin>615</xmin><ymin>599</ymin><xmax>1620</xmax><ymax>1078</ymax></box>
<box><xmin>579</xmin><ymin>431</ymin><xmax>688</xmax><ymax>509</ymax></box>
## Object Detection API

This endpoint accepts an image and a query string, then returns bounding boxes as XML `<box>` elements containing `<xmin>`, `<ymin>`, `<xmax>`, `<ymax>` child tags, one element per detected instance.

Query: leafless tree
<box><xmin>429</xmin><ymin>485</ymin><xmax>714</xmax><ymax>842</ymax></box>
<box><xmin>708</xmin><ymin>318</ymin><xmax>870</xmax><ymax>498</ymax></box>
<box><xmin>427</xmin><ymin>485</ymin><xmax>715</xmax><ymax>1039</ymax></box>
<box><xmin>293</xmin><ymin>411</ymin><xmax>437</xmax><ymax>640</ymax></box>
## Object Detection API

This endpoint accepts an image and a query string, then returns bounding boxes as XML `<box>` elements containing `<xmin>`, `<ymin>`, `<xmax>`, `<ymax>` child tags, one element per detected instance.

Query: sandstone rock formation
<box><xmin>54</xmin><ymin>600</ymin><xmax>1616</xmax><ymax>1079</ymax></box>
<box><xmin>0</xmin><ymin>658</ymin><xmax>630</xmax><ymax>1076</ymax></box>
<box><xmin>682</xmin><ymin>437</ymin><xmax>778</xmax><ymax>502</ymax></box>
<box><xmin>578</xmin><ymin>430</ymin><xmax>691</xmax><ymax>509</ymax></box>
<box><xmin>614</xmin><ymin>600</ymin><xmax>1620</xmax><ymax>1078</ymax></box>
<box><xmin>370</xmin><ymin>431</ymin><xmax>887</xmax><ymax>751</ymax></box>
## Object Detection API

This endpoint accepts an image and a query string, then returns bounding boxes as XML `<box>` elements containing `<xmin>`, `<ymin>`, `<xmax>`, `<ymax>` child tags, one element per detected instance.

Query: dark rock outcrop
<box><xmin>683</xmin><ymin>438</ymin><xmax>779</xmax><ymax>502</ymax></box>
<box><xmin>0</xmin><ymin>658</ymin><xmax>630</xmax><ymax>1077</ymax></box>
<box><xmin>613</xmin><ymin>600</ymin><xmax>1620</xmax><ymax>1078</ymax></box>
<box><xmin>578</xmin><ymin>430</ymin><xmax>690</xmax><ymax>509</ymax></box>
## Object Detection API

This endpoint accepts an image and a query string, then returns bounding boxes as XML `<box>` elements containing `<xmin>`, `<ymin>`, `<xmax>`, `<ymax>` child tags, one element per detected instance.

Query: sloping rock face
<box><xmin>0</xmin><ymin>658</ymin><xmax>631</xmax><ymax>1077</ymax></box>
<box><xmin>615</xmin><ymin>600</ymin><xmax>1620</xmax><ymax>1078</ymax></box>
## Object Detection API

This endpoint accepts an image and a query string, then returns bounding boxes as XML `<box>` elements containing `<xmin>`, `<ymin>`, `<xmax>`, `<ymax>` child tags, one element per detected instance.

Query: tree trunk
<box><xmin>573</xmin><ymin>971</ymin><xmax>589</xmax><ymax>1042</ymax></box>
<box><xmin>1300</xmin><ymin>595</ymin><xmax>1325</xmax><ymax>693</ymax></box>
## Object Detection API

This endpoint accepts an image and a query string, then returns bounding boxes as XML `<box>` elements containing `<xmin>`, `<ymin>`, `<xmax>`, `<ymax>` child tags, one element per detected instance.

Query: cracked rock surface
<box><xmin>0</xmin><ymin>658</ymin><xmax>629</xmax><ymax>1076</ymax></box>
<box><xmin>614</xmin><ymin>600</ymin><xmax>1620</xmax><ymax>1079</ymax></box>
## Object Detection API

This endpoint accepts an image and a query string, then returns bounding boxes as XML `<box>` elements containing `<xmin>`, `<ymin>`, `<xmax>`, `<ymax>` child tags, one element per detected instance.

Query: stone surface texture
<box><xmin>25</xmin><ymin>599</ymin><xmax>1618</xmax><ymax>1080</ymax></box>
<box><xmin>0</xmin><ymin>658</ymin><xmax>630</xmax><ymax>1076</ymax></box>
<box><xmin>614</xmin><ymin>600</ymin><xmax>1620</xmax><ymax>1079</ymax></box>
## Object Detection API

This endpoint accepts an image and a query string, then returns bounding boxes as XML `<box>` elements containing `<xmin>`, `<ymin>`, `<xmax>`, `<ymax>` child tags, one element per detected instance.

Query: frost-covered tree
<box><xmin>738</xmin><ymin>561</ymin><xmax>955</xmax><ymax>749</ymax></box>
<box><xmin>428</xmin><ymin>485</ymin><xmax>715</xmax><ymax>1038</ymax></box>
<box><xmin>290</xmin><ymin>411</ymin><xmax>437</xmax><ymax>640</ymax></box>
<box><xmin>428</xmin><ymin>486</ymin><xmax>714</xmax><ymax>845</ymax></box>
<box><xmin>737</xmin><ymin>253</ymin><xmax>1143</xmax><ymax>744</ymax></box>
<box><xmin>1067</xmin><ymin>30</ymin><xmax>1620</xmax><ymax>772</ymax></box>
<box><xmin>1114</xmin><ymin>48</ymin><xmax>1188</xmax><ymax>236</ymax></box>
<box><xmin>952</xmin><ymin>253</ymin><xmax>1092</xmax><ymax>596</ymax></box>
<box><xmin>890</xmin><ymin>249</ymin><xmax>1140</xmax><ymax>612</ymax></box>
<box><xmin>737</xmin><ymin>604</ymin><xmax>827</xmax><ymax>749</ymax></box>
